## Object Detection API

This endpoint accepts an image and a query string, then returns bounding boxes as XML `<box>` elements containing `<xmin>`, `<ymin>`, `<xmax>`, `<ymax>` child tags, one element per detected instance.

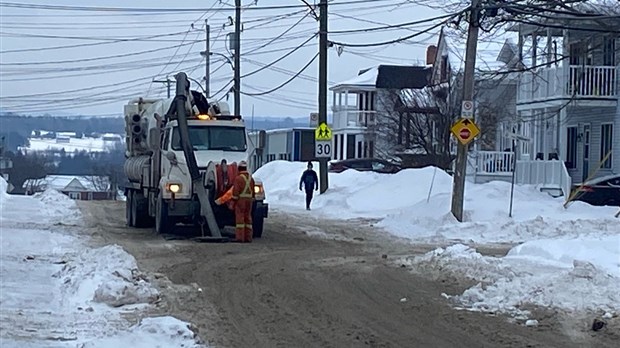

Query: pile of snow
<box><xmin>406</xmin><ymin>237</ymin><xmax>620</xmax><ymax>317</ymax></box>
<box><xmin>0</xmin><ymin>176</ymin><xmax>7</xmax><ymax>198</ymax></box>
<box><xmin>254</xmin><ymin>161</ymin><xmax>452</xmax><ymax>218</ymax></box>
<box><xmin>54</xmin><ymin>245</ymin><xmax>159</xmax><ymax>308</ymax></box>
<box><xmin>255</xmin><ymin>161</ymin><xmax>620</xmax><ymax>244</ymax></box>
<box><xmin>32</xmin><ymin>189</ymin><xmax>82</xmax><ymax>224</ymax></box>
<box><xmin>80</xmin><ymin>316</ymin><xmax>202</xmax><ymax>348</ymax></box>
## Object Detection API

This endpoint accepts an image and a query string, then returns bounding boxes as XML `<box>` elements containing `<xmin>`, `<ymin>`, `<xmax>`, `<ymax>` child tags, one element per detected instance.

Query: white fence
<box><xmin>473</xmin><ymin>151</ymin><xmax>572</xmax><ymax>197</ymax></box>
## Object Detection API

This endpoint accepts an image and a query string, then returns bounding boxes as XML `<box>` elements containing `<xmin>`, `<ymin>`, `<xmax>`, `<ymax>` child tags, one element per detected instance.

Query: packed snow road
<box><xmin>79</xmin><ymin>200</ymin><xmax>618</xmax><ymax>348</ymax></box>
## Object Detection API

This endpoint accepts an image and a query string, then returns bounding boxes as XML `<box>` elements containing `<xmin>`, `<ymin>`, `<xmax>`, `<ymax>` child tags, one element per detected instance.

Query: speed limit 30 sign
<box><xmin>315</xmin><ymin>140</ymin><xmax>332</xmax><ymax>158</ymax></box>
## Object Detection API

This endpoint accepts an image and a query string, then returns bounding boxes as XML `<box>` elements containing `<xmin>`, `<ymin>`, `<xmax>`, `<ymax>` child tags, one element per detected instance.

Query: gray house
<box><xmin>506</xmin><ymin>13</ymin><xmax>619</xmax><ymax>190</ymax></box>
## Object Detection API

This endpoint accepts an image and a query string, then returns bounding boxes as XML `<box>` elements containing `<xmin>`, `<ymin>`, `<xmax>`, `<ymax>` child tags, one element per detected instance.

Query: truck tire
<box><xmin>155</xmin><ymin>194</ymin><xmax>173</xmax><ymax>234</ymax></box>
<box><xmin>132</xmin><ymin>191</ymin><xmax>152</xmax><ymax>228</ymax></box>
<box><xmin>126</xmin><ymin>190</ymin><xmax>134</xmax><ymax>227</ymax></box>
<box><xmin>252</xmin><ymin>214</ymin><xmax>264</xmax><ymax>239</ymax></box>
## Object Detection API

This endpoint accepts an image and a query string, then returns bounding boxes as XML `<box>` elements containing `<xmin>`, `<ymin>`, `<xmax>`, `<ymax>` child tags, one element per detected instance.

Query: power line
<box><xmin>0</xmin><ymin>0</ymin><xmax>398</xmax><ymax>13</ymax></box>
<box><xmin>241</xmin><ymin>52</ymin><xmax>319</xmax><ymax>96</ymax></box>
<box><xmin>241</xmin><ymin>34</ymin><xmax>317</xmax><ymax>78</ymax></box>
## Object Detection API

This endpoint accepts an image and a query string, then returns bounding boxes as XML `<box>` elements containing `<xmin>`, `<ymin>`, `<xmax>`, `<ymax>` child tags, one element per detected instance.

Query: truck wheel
<box><xmin>155</xmin><ymin>194</ymin><xmax>173</xmax><ymax>234</ymax></box>
<box><xmin>132</xmin><ymin>191</ymin><xmax>152</xmax><ymax>228</ymax></box>
<box><xmin>126</xmin><ymin>190</ymin><xmax>134</xmax><ymax>227</ymax></box>
<box><xmin>252</xmin><ymin>214</ymin><xmax>264</xmax><ymax>239</ymax></box>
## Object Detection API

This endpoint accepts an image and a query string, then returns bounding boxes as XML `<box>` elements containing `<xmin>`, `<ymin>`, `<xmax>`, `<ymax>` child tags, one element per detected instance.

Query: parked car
<box><xmin>573</xmin><ymin>174</ymin><xmax>620</xmax><ymax>206</ymax></box>
<box><xmin>328</xmin><ymin>158</ymin><xmax>401</xmax><ymax>174</ymax></box>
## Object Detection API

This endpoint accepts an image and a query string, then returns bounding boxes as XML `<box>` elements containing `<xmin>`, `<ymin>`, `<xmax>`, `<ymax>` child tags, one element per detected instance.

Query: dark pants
<box><xmin>305</xmin><ymin>189</ymin><xmax>314</xmax><ymax>209</ymax></box>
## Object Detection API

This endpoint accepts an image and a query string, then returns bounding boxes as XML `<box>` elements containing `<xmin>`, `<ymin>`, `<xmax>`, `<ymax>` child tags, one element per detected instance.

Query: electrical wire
<box><xmin>242</xmin><ymin>52</ymin><xmax>319</xmax><ymax>96</ymax></box>
<box><xmin>241</xmin><ymin>33</ymin><xmax>318</xmax><ymax>78</ymax></box>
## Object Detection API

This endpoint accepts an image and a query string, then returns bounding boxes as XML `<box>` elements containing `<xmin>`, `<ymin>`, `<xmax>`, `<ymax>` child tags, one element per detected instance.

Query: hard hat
<box><xmin>238</xmin><ymin>160</ymin><xmax>248</xmax><ymax>167</ymax></box>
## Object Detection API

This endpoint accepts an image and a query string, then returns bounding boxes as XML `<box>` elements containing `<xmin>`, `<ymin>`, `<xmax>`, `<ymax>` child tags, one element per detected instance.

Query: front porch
<box><xmin>468</xmin><ymin>150</ymin><xmax>572</xmax><ymax>198</ymax></box>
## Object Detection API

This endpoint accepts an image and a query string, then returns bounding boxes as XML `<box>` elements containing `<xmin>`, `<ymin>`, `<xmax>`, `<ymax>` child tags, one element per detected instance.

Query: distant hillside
<box><xmin>0</xmin><ymin>114</ymin><xmax>309</xmax><ymax>152</ymax></box>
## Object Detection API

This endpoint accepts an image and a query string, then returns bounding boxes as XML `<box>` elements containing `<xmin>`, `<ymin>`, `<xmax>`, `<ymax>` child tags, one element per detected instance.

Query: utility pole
<box><xmin>153</xmin><ymin>78</ymin><xmax>172</xmax><ymax>98</ymax></box>
<box><xmin>450</xmin><ymin>0</ymin><xmax>480</xmax><ymax>222</ymax></box>
<box><xmin>318</xmin><ymin>0</ymin><xmax>329</xmax><ymax>194</ymax></box>
<box><xmin>205</xmin><ymin>19</ymin><xmax>210</xmax><ymax>98</ymax></box>
<box><xmin>234</xmin><ymin>0</ymin><xmax>241</xmax><ymax>116</ymax></box>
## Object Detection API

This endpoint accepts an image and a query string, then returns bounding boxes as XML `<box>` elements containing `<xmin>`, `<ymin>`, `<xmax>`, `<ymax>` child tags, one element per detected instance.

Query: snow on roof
<box><xmin>20</xmin><ymin>137</ymin><xmax>119</xmax><ymax>153</ymax></box>
<box><xmin>442</xmin><ymin>28</ymin><xmax>518</xmax><ymax>74</ymax></box>
<box><xmin>330</xmin><ymin>66</ymin><xmax>378</xmax><ymax>90</ymax></box>
<box><xmin>23</xmin><ymin>175</ymin><xmax>110</xmax><ymax>192</ymax></box>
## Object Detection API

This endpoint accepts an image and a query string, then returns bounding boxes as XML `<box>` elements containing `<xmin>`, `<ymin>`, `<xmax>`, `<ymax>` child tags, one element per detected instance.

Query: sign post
<box><xmin>314</xmin><ymin>122</ymin><xmax>332</xmax><ymax>193</ymax></box>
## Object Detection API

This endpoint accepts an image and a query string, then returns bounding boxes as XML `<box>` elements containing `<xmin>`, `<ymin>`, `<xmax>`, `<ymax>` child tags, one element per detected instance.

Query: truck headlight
<box><xmin>166</xmin><ymin>183</ymin><xmax>182</xmax><ymax>193</ymax></box>
<box><xmin>254</xmin><ymin>183</ymin><xmax>265</xmax><ymax>200</ymax></box>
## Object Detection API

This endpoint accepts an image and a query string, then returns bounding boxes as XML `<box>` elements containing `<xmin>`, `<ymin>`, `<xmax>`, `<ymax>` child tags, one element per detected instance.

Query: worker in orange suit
<box><xmin>231</xmin><ymin>161</ymin><xmax>255</xmax><ymax>243</ymax></box>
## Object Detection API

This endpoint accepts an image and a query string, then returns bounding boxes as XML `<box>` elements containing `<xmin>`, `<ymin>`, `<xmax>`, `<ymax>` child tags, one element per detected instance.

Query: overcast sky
<box><xmin>0</xmin><ymin>0</ymin><xmax>453</xmax><ymax>119</ymax></box>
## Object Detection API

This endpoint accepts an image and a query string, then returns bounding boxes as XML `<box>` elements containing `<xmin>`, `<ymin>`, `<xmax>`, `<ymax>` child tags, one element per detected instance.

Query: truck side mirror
<box><xmin>165</xmin><ymin>151</ymin><xmax>178</xmax><ymax>165</ymax></box>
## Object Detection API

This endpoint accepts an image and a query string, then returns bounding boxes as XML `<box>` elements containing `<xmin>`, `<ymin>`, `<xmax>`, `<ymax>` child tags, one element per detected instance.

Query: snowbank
<box><xmin>80</xmin><ymin>316</ymin><xmax>203</xmax><ymax>348</ymax></box>
<box><xmin>254</xmin><ymin>161</ymin><xmax>452</xmax><ymax>218</ymax></box>
<box><xmin>255</xmin><ymin>161</ymin><xmax>620</xmax><ymax>244</ymax></box>
<box><xmin>0</xmin><ymin>176</ymin><xmax>7</xmax><ymax>198</ymax></box>
<box><xmin>54</xmin><ymin>244</ymin><xmax>160</xmax><ymax>308</ymax></box>
<box><xmin>506</xmin><ymin>236</ymin><xmax>620</xmax><ymax>277</ymax></box>
<box><xmin>32</xmin><ymin>188</ymin><xmax>82</xmax><ymax>223</ymax></box>
<box><xmin>406</xmin><ymin>239</ymin><xmax>620</xmax><ymax>317</ymax></box>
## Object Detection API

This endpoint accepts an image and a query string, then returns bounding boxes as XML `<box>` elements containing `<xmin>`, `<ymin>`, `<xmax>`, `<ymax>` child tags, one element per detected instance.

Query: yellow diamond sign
<box><xmin>315</xmin><ymin>122</ymin><xmax>332</xmax><ymax>141</ymax></box>
<box><xmin>451</xmin><ymin>118</ymin><xmax>480</xmax><ymax>145</ymax></box>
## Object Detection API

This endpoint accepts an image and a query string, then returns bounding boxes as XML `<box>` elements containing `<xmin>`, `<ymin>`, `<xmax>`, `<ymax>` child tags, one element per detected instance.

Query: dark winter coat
<box><xmin>299</xmin><ymin>169</ymin><xmax>319</xmax><ymax>191</ymax></box>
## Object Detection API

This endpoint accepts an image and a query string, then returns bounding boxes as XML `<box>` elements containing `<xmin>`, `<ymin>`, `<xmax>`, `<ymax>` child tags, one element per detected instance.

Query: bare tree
<box><xmin>374</xmin><ymin>82</ymin><xmax>457</xmax><ymax>169</ymax></box>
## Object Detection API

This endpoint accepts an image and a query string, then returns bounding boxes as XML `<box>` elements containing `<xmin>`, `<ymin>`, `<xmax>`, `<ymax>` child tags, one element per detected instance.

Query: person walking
<box><xmin>231</xmin><ymin>161</ymin><xmax>255</xmax><ymax>243</ymax></box>
<box><xmin>299</xmin><ymin>161</ymin><xmax>318</xmax><ymax>210</ymax></box>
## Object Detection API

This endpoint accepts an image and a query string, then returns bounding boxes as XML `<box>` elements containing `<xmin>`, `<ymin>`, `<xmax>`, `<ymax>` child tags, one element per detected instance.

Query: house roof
<box><xmin>330</xmin><ymin>65</ymin><xmax>432</xmax><ymax>91</ymax></box>
<box><xmin>23</xmin><ymin>175</ymin><xmax>110</xmax><ymax>192</ymax></box>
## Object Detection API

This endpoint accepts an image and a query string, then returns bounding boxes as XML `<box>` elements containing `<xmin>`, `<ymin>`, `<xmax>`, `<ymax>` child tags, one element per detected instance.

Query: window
<box><xmin>603</xmin><ymin>37</ymin><xmax>616</xmax><ymax>66</ymax></box>
<box><xmin>357</xmin><ymin>141</ymin><xmax>362</xmax><ymax>158</ymax></box>
<box><xmin>566</xmin><ymin>126</ymin><xmax>578</xmax><ymax>169</ymax></box>
<box><xmin>268</xmin><ymin>154</ymin><xmax>276</xmax><ymax>162</ymax></box>
<box><xmin>600</xmin><ymin>124</ymin><xmax>613</xmax><ymax>169</ymax></box>
<box><xmin>369</xmin><ymin>141</ymin><xmax>374</xmax><ymax>158</ymax></box>
<box><xmin>171</xmin><ymin>126</ymin><xmax>247</xmax><ymax>152</ymax></box>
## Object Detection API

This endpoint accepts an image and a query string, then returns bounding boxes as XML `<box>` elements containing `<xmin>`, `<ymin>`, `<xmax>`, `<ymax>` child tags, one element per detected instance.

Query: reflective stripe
<box><xmin>235</xmin><ymin>224</ymin><xmax>245</xmax><ymax>229</ymax></box>
<box><xmin>239</xmin><ymin>173</ymin><xmax>253</xmax><ymax>198</ymax></box>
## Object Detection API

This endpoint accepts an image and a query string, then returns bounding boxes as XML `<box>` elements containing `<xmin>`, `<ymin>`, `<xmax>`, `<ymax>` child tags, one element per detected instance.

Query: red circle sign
<box><xmin>459</xmin><ymin>128</ymin><xmax>471</xmax><ymax>139</ymax></box>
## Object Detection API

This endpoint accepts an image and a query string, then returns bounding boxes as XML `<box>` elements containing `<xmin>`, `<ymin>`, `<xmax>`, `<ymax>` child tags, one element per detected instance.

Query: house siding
<box><xmin>564</xmin><ymin>106</ymin><xmax>618</xmax><ymax>183</ymax></box>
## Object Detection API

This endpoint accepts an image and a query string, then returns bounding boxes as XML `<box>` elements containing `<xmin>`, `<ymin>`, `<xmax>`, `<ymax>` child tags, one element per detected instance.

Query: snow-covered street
<box><xmin>255</xmin><ymin>161</ymin><xmax>620</xmax><ymax>323</ymax></box>
<box><xmin>2</xmin><ymin>161</ymin><xmax>619</xmax><ymax>347</ymax></box>
<box><xmin>0</xmin><ymin>177</ymin><xmax>203</xmax><ymax>347</ymax></box>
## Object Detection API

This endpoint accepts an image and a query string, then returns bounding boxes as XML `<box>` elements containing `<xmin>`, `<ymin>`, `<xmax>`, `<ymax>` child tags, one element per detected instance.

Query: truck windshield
<box><xmin>171</xmin><ymin>126</ymin><xmax>247</xmax><ymax>152</ymax></box>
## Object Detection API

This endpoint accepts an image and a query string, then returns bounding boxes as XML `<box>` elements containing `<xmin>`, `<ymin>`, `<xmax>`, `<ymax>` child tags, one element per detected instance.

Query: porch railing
<box><xmin>476</xmin><ymin>151</ymin><xmax>514</xmax><ymax>174</ymax></box>
<box><xmin>517</xmin><ymin>65</ymin><xmax>617</xmax><ymax>103</ymax></box>
<box><xmin>332</xmin><ymin>109</ymin><xmax>377</xmax><ymax>129</ymax></box>
<box><xmin>473</xmin><ymin>150</ymin><xmax>572</xmax><ymax>198</ymax></box>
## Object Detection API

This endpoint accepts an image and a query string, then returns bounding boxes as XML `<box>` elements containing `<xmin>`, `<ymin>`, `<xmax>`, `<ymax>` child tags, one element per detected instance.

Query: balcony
<box><xmin>332</xmin><ymin>106</ymin><xmax>377</xmax><ymax>130</ymax></box>
<box><xmin>517</xmin><ymin>65</ymin><xmax>618</xmax><ymax>108</ymax></box>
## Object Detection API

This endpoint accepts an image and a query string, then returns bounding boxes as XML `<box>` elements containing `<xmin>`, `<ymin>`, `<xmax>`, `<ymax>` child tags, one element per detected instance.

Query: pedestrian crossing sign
<box><xmin>315</xmin><ymin>122</ymin><xmax>332</xmax><ymax>141</ymax></box>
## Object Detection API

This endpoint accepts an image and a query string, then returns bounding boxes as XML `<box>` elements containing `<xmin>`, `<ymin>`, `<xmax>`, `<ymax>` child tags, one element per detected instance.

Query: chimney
<box><xmin>426</xmin><ymin>45</ymin><xmax>437</xmax><ymax>65</ymax></box>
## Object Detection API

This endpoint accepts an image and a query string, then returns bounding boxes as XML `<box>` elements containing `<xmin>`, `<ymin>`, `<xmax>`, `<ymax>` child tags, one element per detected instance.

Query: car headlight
<box><xmin>166</xmin><ymin>183</ymin><xmax>182</xmax><ymax>193</ymax></box>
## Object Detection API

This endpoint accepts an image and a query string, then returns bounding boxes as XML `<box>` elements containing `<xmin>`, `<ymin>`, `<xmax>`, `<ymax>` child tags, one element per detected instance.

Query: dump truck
<box><xmin>123</xmin><ymin>73</ymin><xmax>268</xmax><ymax>240</ymax></box>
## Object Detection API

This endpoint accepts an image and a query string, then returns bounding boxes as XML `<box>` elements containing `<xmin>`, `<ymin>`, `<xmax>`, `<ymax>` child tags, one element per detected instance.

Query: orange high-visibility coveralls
<box><xmin>231</xmin><ymin>170</ymin><xmax>255</xmax><ymax>242</ymax></box>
